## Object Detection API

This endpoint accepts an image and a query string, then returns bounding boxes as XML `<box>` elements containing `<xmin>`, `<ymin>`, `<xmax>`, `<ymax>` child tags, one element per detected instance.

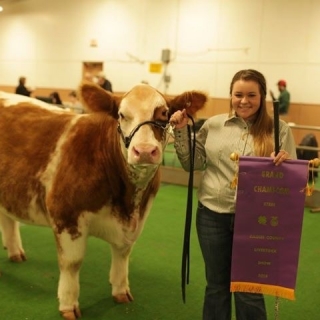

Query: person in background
<box><xmin>68</xmin><ymin>90</ymin><xmax>84</xmax><ymax>114</ymax></box>
<box><xmin>169</xmin><ymin>69</ymin><xmax>297</xmax><ymax>320</ymax></box>
<box><xmin>84</xmin><ymin>72</ymin><xmax>94</xmax><ymax>82</ymax></box>
<box><xmin>269</xmin><ymin>79</ymin><xmax>290</xmax><ymax>115</ymax></box>
<box><xmin>96</xmin><ymin>71</ymin><xmax>113</xmax><ymax>92</ymax></box>
<box><xmin>15</xmin><ymin>76</ymin><xmax>32</xmax><ymax>96</ymax></box>
<box><xmin>50</xmin><ymin>91</ymin><xmax>63</xmax><ymax>105</ymax></box>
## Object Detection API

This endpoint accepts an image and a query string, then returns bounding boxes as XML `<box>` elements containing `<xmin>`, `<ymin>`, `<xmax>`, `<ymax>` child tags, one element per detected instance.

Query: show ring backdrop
<box><xmin>230</xmin><ymin>156</ymin><xmax>309</xmax><ymax>300</ymax></box>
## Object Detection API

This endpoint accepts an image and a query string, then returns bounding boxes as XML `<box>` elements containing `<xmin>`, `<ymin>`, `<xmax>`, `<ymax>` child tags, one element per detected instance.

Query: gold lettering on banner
<box><xmin>270</xmin><ymin>216</ymin><xmax>279</xmax><ymax>226</ymax></box>
<box><xmin>235</xmin><ymin>164</ymin><xmax>303</xmax><ymax>297</ymax></box>
<box><xmin>249</xmin><ymin>235</ymin><xmax>285</xmax><ymax>241</ymax></box>
<box><xmin>257</xmin><ymin>215</ymin><xmax>280</xmax><ymax>226</ymax></box>
<box><xmin>258</xmin><ymin>261</ymin><xmax>271</xmax><ymax>265</ymax></box>
<box><xmin>263</xmin><ymin>201</ymin><xmax>275</xmax><ymax>207</ymax></box>
<box><xmin>258</xmin><ymin>216</ymin><xmax>267</xmax><ymax>225</ymax></box>
<box><xmin>261</xmin><ymin>171</ymin><xmax>284</xmax><ymax>179</ymax></box>
<box><xmin>254</xmin><ymin>247</ymin><xmax>277</xmax><ymax>253</ymax></box>
<box><xmin>249</xmin><ymin>234</ymin><xmax>265</xmax><ymax>239</ymax></box>
<box><xmin>253</xmin><ymin>186</ymin><xmax>289</xmax><ymax>194</ymax></box>
<box><xmin>266</xmin><ymin>235</ymin><xmax>284</xmax><ymax>241</ymax></box>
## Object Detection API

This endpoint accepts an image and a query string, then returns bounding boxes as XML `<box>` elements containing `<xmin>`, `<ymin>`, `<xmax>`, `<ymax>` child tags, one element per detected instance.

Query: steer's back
<box><xmin>0</xmin><ymin>103</ymin><xmax>74</xmax><ymax>224</ymax></box>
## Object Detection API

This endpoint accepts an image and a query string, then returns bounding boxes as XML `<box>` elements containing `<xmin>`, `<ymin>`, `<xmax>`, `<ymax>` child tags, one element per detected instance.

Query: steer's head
<box><xmin>79</xmin><ymin>82</ymin><xmax>207</xmax><ymax>185</ymax></box>
<box><xmin>117</xmin><ymin>84</ymin><xmax>170</xmax><ymax>165</ymax></box>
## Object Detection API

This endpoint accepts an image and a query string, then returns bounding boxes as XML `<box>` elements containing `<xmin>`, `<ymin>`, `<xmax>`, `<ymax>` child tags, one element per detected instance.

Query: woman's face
<box><xmin>231</xmin><ymin>79</ymin><xmax>261</xmax><ymax>121</ymax></box>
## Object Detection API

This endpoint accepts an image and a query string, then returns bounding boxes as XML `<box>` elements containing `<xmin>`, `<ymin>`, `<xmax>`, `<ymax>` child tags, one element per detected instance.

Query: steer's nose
<box><xmin>132</xmin><ymin>144</ymin><xmax>160</xmax><ymax>164</ymax></box>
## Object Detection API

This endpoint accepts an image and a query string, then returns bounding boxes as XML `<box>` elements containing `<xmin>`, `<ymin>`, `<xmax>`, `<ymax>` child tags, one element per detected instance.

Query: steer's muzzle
<box><xmin>131</xmin><ymin>144</ymin><xmax>160</xmax><ymax>165</ymax></box>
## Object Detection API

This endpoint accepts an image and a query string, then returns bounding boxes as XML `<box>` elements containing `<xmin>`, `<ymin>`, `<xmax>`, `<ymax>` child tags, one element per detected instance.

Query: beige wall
<box><xmin>1</xmin><ymin>0</ymin><xmax>320</xmax><ymax>104</ymax></box>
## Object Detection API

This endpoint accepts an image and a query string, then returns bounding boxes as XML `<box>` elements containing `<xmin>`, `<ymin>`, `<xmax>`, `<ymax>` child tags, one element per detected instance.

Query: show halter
<box><xmin>117</xmin><ymin>120</ymin><xmax>171</xmax><ymax>148</ymax></box>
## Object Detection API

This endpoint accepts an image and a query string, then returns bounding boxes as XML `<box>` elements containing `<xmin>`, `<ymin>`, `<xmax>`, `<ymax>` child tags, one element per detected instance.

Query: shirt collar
<box><xmin>224</xmin><ymin>113</ymin><xmax>254</xmax><ymax>128</ymax></box>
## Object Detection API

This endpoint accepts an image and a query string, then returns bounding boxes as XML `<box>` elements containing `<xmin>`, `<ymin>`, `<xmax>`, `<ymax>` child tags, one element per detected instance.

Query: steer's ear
<box><xmin>79</xmin><ymin>81</ymin><xmax>119</xmax><ymax>118</ymax></box>
<box><xmin>167</xmin><ymin>91</ymin><xmax>208</xmax><ymax>117</ymax></box>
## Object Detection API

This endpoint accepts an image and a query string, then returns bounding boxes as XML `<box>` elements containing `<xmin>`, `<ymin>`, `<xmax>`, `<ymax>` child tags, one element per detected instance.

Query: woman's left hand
<box><xmin>271</xmin><ymin>150</ymin><xmax>290</xmax><ymax>166</ymax></box>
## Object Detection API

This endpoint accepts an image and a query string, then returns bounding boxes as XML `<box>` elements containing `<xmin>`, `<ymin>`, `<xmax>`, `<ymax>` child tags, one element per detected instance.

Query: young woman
<box><xmin>170</xmin><ymin>69</ymin><xmax>297</xmax><ymax>320</ymax></box>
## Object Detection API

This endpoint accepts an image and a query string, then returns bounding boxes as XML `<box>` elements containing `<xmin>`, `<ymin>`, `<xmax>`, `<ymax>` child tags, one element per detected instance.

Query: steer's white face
<box><xmin>118</xmin><ymin>84</ymin><xmax>169</xmax><ymax>167</ymax></box>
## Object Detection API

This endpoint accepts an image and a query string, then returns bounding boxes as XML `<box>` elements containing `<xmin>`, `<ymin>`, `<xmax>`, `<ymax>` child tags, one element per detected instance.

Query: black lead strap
<box><xmin>272</xmin><ymin>100</ymin><xmax>281</xmax><ymax>318</ymax></box>
<box><xmin>273</xmin><ymin>100</ymin><xmax>280</xmax><ymax>155</ymax></box>
<box><xmin>181</xmin><ymin>116</ymin><xmax>196</xmax><ymax>303</ymax></box>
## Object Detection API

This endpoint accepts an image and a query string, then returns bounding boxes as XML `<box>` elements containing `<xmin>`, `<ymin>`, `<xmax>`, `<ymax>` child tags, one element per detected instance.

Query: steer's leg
<box><xmin>109</xmin><ymin>243</ymin><xmax>134</xmax><ymax>303</ymax></box>
<box><xmin>0</xmin><ymin>213</ymin><xmax>26</xmax><ymax>262</ymax></box>
<box><xmin>54</xmin><ymin>230</ymin><xmax>87</xmax><ymax>320</ymax></box>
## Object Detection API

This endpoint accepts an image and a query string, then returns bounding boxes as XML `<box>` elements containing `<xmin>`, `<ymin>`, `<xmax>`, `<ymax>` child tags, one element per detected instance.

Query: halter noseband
<box><xmin>117</xmin><ymin>120</ymin><xmax>170</xmax><ymax>148</ymax></box>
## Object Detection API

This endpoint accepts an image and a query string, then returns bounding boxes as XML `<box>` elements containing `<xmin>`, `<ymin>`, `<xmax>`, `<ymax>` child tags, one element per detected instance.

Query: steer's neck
<box><xmin>127</xmin><ymin>163</ymin><xmax>159</xmax><ymax>189</ymax></box>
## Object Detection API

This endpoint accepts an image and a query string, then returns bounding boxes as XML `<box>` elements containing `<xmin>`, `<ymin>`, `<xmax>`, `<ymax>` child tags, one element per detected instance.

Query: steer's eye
<box><xmin>162</xmin><ymin>110</ymin><xmax>168</xmax><ymax>118</ymax></box>
<box><xmin>154</xmin><ymin>106</ymin><xmax>169</xmax><ymax>122</ymax></box>
<box><xmin>119</xmin><ymin>112</ymin><xmax>125</xmax><ymax>120</ymax></box>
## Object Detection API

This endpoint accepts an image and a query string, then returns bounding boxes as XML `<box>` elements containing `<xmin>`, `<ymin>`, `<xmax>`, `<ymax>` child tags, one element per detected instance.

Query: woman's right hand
<box><xmin>169</xmin><ymin>109</ymin><xmax>189</xmax><ymax>129</ymax></box>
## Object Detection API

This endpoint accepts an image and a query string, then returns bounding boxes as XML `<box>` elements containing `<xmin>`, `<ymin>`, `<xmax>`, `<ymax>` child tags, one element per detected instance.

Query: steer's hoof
<box><xmin>9</xmin><ymin>252</ymin><xmax>26</xmax><ymax>262</ymax></box>
<box><xmin>60</xmin><ymin>307</ymin><xmax>82</xmax><ymax>320</ymax></box>
<box><xmin>113</xmin><ymin>291</ymin><xmax>134</xmax><ymax>303</ymax></box>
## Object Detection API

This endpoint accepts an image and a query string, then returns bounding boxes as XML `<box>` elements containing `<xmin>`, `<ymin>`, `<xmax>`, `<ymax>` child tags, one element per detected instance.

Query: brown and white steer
<box><xmin>0</xmin><ymin>82</ymin><xmax>207</xmax><ymax>319</ymax></box>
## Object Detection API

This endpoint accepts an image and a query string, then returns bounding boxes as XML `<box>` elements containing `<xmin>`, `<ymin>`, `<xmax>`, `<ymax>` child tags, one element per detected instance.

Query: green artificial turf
<box><xmin>163</xmin><ymin>143</ymin><xmax>182</xmax><ymax>168</ymax></box>
<box><xmin>1</xmin><ymin>183</ymin><xmax>320</xmax><ymax>319</ymax></box>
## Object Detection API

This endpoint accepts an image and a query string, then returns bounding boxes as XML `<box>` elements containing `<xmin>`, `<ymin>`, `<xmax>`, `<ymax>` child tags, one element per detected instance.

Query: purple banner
<box><xmin>230</xmin><ymin>156</ymin><xmax>309</xmax><ymax>300</ymax></box>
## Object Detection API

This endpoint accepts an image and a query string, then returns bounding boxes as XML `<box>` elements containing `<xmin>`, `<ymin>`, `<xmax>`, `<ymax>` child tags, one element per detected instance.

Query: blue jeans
<box><xmin>196</xmin><ymin>202</ymin><xmax>267</xmax><ymax>320</ymax></box>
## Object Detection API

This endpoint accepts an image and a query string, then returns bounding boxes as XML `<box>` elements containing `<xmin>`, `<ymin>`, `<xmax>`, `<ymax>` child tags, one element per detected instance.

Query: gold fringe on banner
<box><xmin>303</xmin><ymin>158</ymin><xmax>320</xmax><ymax>196</ymax></box>
<box><xmin>230</xmin><ymin>281</ymin><xmax>295</xmax><ymax>300</ymax></box>
<box><xmin>230</xmin><ymin>152</ymin><xmax>240</xmax><ymax>189</ymax></box>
